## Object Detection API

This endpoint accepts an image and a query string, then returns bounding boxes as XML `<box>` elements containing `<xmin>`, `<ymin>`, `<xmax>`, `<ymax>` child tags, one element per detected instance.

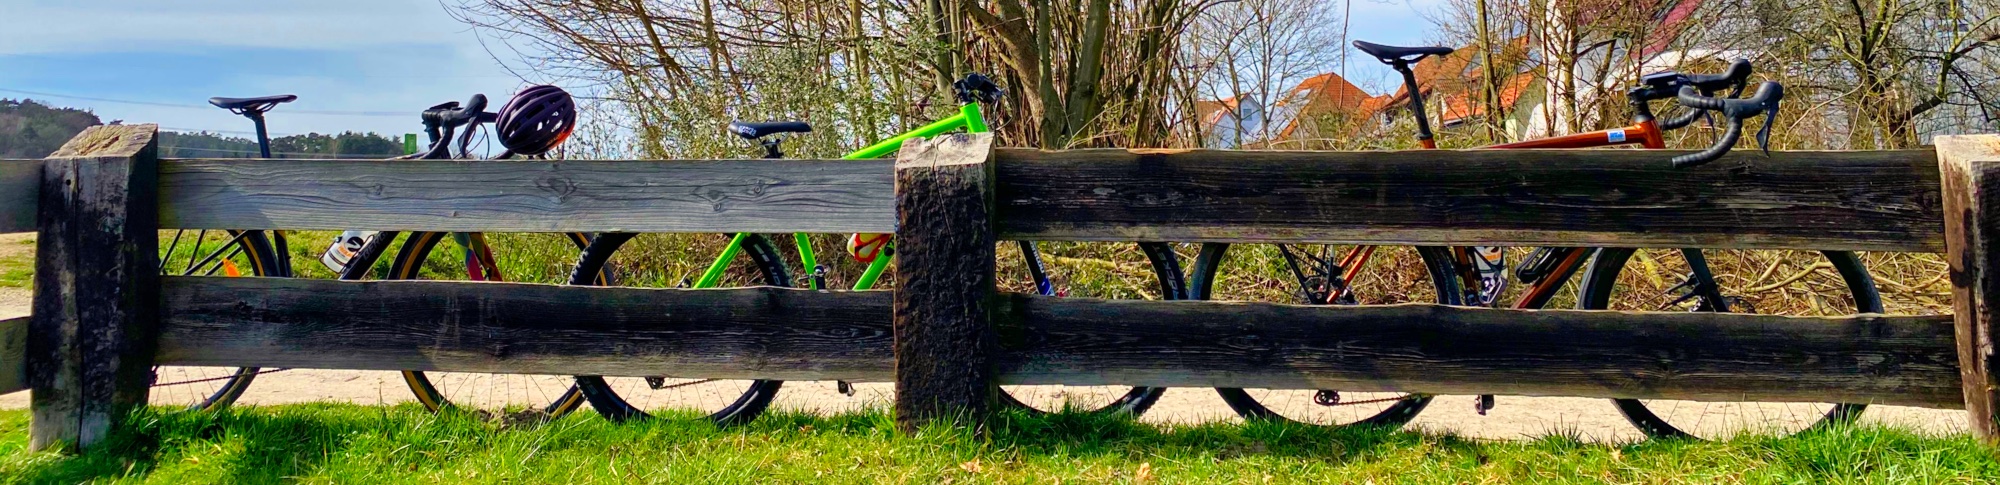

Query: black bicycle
<box><xmin>328</xmin><ymin>90</ymin><xmax>596</xmax><ymax>417</ymax></box>
<box><xmin>142</xmin><ymin>95</ymin><xmax>302</xmax><ymax>411</ymax></box>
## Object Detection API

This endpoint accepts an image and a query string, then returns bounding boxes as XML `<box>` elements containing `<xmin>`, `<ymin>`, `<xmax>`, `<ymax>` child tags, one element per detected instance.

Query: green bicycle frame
<box><xmin>693</xmin><ymin>102</ymin><xmax>987</xmax><ymax>290</ymax></box>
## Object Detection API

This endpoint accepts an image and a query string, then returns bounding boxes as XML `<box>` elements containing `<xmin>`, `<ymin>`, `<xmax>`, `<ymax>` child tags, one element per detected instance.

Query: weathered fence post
<box><xmin>892</xmin><ymin>133</ymin><xmax>998</xmax><ymax>433</ymax></box>
<box><xmin>30</xmin><ymin>124</ymin><xmax>162</xmax><ymax>452</ymax></box>
<box><xmin>1940</xmin><ymin>134</ymin><xmax>2000</xmax><ymax>443</ymax></box>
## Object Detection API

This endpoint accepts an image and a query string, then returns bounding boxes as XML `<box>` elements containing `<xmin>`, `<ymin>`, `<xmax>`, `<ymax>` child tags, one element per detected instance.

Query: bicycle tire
<box><xmin>1578</xmin><ymin>248</ymin><xmax>1877</xmax><ymax>439</ymax></box>
<box><xmin>995</xmin><ymin>241</ymin><xmax>1180</xmax><ymax>416</ymax></box>
<box><xmin>1189</xmin><ymin>243</ymin><xmax>1460</xmax><ymax>428</ymax></box>
<box><xmin>154</xmin><ymin>229</ymin><xmax>281</xmax><ymax>411</ymax></box>
<box><xmin>389</xmin><ymin>231</ymin><xmax>593</xmax><ymax>417</ymax></box>
<box><xmin>567</xmin><ymin>232</ymin><xmax>787</xmax><ymax>425</ymax></box>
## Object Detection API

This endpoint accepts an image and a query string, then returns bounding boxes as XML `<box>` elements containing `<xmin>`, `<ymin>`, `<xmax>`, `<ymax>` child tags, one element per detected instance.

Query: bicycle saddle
<box><xmin>208</xmin><ymin>94</ymin><xmax>297</xmax><ymax>111</ymax></box>
<box><xmin>727</xmin><ymin>121</ymin><xmax>812</xmax><ymax>140</ymax></box>
<box><xmin>1353</xmin><ymin>40</ymin><xmax>1453</xmax><ymax>64</ymax></box>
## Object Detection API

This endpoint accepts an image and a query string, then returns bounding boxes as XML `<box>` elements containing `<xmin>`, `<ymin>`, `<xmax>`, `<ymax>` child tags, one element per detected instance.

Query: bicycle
<box><xmin>138</xmin><ymin>95</ymin><xmax>306</xmax><ymax>411</ymax></box>
<box><xmin>564</xmin><ymin>73</ymin><xmax>1187</xmax><ymax>424</ymax></box>
<box><xmin>318</xmin><ymin>87</ymin><xmax>600</xmax><ymax>417</ymax></box>
<box><xmin>1190</xmin><ymin>41</ymin><xmax>1873</xmax><ymax>440</ymax></box>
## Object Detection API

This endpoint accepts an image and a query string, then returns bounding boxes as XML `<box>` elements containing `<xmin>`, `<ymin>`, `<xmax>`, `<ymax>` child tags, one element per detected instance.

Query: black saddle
<box><xmin>208</xmin><ymin>94</ymin><xmax>297</xmax><ymax>112</ymax></box>
<box><xmin>1353</xmin><ymin>40</ymin><xmax>1453</xmax><ymax>65</ymax></box>
<box><xmin>727</xmin><ymin>121</ymin><xmax>812</xmax><ymax>140</ymax></box>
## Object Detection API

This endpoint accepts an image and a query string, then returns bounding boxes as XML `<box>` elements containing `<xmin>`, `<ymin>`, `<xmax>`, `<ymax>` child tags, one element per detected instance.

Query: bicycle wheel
<box><xmin>994</xmin><ymin>241</ymin><xmax>1180</xmax><ymax>416</ymax></box>
<box><xmin>152</xmin><ymin>229</ymin><xmax>281</xmax><ymax>410</ymax></box>
<box><xmin>388</xmin><ymin>231</ymin><xmax>593</xmax><ymax>417</ymax></box>
<box><xmin>1578</xmin><ymin>248</ymin><xmax>1878</xmax><ymax>439</ymax></box>
<box><xmin>1189</xmin><ymin>243</ymin><xmax>1460</xmax><ymax>428</ymax></box>
<box><xmin>568</xmin><ymin>232</ymin><xmax>786</xmax><ymax>425</ymax></box>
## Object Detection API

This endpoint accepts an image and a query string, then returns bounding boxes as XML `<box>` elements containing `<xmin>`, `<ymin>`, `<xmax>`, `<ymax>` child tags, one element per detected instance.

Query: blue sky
<box><xmin>0</xmin><ymin>0</ymin><xmax>1440</xmax><ymax>140</ymax></box>
<box><xmin>0</xmin><ymin>1</ymin><xmax>533</xmax><ymax>140</ymax></box>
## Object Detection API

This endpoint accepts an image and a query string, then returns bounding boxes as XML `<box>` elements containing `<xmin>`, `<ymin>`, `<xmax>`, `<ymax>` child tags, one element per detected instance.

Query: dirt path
<box><xmin>0</xmin><ymin>231</ymin><xmax>1967</xmax><ymax>442</ymax></box>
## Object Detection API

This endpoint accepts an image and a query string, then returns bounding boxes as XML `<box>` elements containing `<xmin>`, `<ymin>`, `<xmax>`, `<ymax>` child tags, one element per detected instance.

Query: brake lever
<box><xmin>1754</xmin><ymin>102</ymin><xmax>1777</xmax><ymax>155</ymax></box>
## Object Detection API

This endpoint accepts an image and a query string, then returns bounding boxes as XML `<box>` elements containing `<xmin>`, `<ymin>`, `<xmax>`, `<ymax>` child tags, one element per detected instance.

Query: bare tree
<box><xmin>450</xmin><ymin>0</ymin><xmax>1224</xmax><ymax>153</ymax></box>
<box><xmin>1181</xmin><ymin>0</ymin><xmax>1348</xmax><ymax>147</ymax></box>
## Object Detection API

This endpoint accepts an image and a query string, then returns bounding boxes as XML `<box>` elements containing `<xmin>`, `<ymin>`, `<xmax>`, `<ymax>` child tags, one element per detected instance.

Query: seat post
<box><xmin>762</xmin><ymin>138</ymin><xmax>784</xmax><ymax>159</ymax></box>
<box><xmin>1393</xmin><ymin>62</ymin><xmax>1437</xmax><ymax>149</ymax></box>
<box><xmin>246</xmin><ymin>109</ymin><xmax>273</xmax><ymax>158</ymax></box>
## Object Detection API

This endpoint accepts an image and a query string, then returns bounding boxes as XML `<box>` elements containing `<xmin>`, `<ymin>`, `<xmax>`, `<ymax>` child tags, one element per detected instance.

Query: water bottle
<box><xmin>320</xmin><ymin>230</ymin><xmax>379</xmax><ymax>274</ymax></box>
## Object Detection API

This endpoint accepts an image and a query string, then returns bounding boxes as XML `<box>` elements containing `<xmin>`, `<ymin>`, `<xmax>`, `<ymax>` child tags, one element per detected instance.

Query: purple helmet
<box><xmin>495</xmin><ymin>85</ymin><xmax>577</xmax><ymax>156</ymax></box>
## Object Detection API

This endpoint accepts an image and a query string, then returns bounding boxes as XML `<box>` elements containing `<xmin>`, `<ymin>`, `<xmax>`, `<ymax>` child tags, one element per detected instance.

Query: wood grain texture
<box><xmin>158</xmin><ymin>158</ymin><xmax>895</xmax><ymax>233</ymax></box>
<box><xmin>1938</xmin><ymin>135</ymin><xmax>2000</xmax><ymax>441</ymax></box>
<box><xmin>0</xmin><ymin>316</ymin><xmax>26</xmax><ymax>395</ymax></box>
<box><xmin>159</xmin><ymin>277</ymin><xmax>894</xmax><ymax>380</ymax></box>
<box><xmin>992</xmin><ymin>148</ymin><xmax>1944</xmax><ymax>252</ymax></box>
<box><xmin>157</xmin><ymin>276</ymin><xmax>1960</xmax><ymax>408</ymax></box>
<box><xmin>892</xmin><ymin>134</ymin><xmax>998</xmax><ymax>431</ymax></box>
<box><xmin>994</xmin><ymin>295</ymin><xmax>1960</xmax><ymax>408</ymax></box>
<box><xmin>0</xmin><ymin>160</ymin><xmax>37</xmax><ymax>233</ymax></box>
<box><xmin>31</xmin><ymin>124</ymin><xmax>161</xmax><ymax>452</ymax></box>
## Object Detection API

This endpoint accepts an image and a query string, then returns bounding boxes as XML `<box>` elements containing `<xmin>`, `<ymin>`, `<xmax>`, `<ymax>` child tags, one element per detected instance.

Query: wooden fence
<box><xmin>0</xmin><ymin>123</ymin><xmax>1995</xmax><ymax>452</ymax></box>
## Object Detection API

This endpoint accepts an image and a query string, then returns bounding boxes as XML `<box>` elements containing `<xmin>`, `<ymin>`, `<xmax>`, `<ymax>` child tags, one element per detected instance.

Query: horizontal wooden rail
<box><xmin>159</xmin><ymin>158</ymin><xmax>896</xmax><ymax>233</ymax></box>
<box><xmin>0</xmin><ymin>315</ymin><xmax>25</xmax><ymax>395</ymax></box>
<box><xmin>158</xmin><ymin>276</ymin><xmax>1961</xmax><ymax>408</ymax></box>
<box><xmin>0</xmin><ymin>159</ymin><xmax>37</xmax><ymax>233</ymax></box>
<box><xmin>159</xmin><ymin>277</ymin><xmax>892</xmax><ymax>381</ymax></box>
<box><xmin>992</xmin><ymin>294</ymin><xmax>1957</xmax><ymax>407</ymax></box>
<box><xmin>152</xmin><ymin>150</ymin><xmax>1943</xmax><ymax>252</ymax></box>
<box><xmin>994</xmin><ymin>148</ymin><xmax>1944</xmax><ymax>252</ymax></box>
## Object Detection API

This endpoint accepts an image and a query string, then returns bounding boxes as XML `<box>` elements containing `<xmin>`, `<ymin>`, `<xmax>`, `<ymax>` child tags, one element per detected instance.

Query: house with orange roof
<box><xmin>1196</xmin><ymin>38</ymin><xmax>1548</xmax><ymax>148</ymax></box>
<box><xmin>1196</xmin><ymin>0</ymin><xmax>1738</xmax><ymax>147</ymax></box>
<box><xmin>1193</xmin><ymin>71</ymin><xmax>1378</xmax><ymax>148</ymax></box>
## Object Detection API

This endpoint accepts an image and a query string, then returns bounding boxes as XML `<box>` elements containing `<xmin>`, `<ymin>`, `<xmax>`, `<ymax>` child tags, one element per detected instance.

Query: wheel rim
<box><xmin>993</xmin><ymin>241</ymin><xmax>1179</xmax><ymax>415</ymax></box>
<box><xmin>1584</xmin><ymin>248</ymin><xmax>1874</xmax><ymax>439</ymax></box>
<box><xmin>1190</xmin><ymin>243</ymin><xmax>1453</xmax><ymax>427</ymax></box>
<box><xmin>152</xmin><ymin>229</ymin><xmax>275</xmax><ymax>411</ymax></box>
<box><xmin>569</xmin><ymin>233</ymin><xmax>783</xmax><ymax>424</ymax></box>
<box><xmin>391</xmin><ymin>231</ymin><xmax>590</xmax><ymax>417</ymax></box>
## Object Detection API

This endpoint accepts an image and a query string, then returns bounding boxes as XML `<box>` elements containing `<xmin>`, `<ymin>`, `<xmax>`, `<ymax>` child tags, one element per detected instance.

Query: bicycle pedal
<box><xmin>645</xmin><ymin>376</ymin><xmax>668</xmax><ymax>389</ymax></box>
<box><xmin>837</xmin><ymin>381</ymin><xmax>855</xmax><ymax>396</ymax></box>
<box><xmin>1475</xmin><ymin>395</ymin><xmax>1496</xmax><ymax>415</ymax></box>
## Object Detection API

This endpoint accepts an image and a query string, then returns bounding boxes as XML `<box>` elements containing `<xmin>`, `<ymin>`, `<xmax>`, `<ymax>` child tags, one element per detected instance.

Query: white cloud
<box><xmin>0</xmin><ymin>0</ymin><xmax>478</xmax><ymax>55</ymax></box>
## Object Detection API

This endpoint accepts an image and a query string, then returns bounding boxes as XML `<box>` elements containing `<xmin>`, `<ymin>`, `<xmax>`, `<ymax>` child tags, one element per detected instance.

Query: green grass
<box><xmin>0</xmin><ymin>404</ymin><xmax>1994</xmax><ymax>484</ymax></box>
<box><xmin>0</xmin><ymin>236</ymin><xmax>30</xmax><ymax>288</ymax></box>
<box><xmin>0</xmin><ymin>254</ymin><xmax>27</xmax><ymax>288</ymax></box>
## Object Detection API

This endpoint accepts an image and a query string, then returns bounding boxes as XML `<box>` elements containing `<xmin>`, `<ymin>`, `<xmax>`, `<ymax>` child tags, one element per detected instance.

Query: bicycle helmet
<box><xmin>494</xmin><ymin>85</ymin><xmax>577</xmax><ymax>157</ymax></box>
